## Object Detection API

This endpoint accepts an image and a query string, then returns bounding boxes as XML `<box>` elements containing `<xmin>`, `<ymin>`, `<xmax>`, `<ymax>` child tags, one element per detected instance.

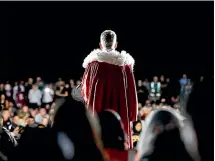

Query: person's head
<box><xmin>137</xmin><ymin>80</ymin><xmax>142</xmax><ymax>87</ymax></box>
<box><xmin>13</xmin><ymin>115</ymin><xmax>20</xmax><ymax>125</ymax></box>
<box><xmin>42</xmin><ymin>117</ymin><xmax>49</xmax><ymax>127</ymax></box>
<box><xmin>26</xmin><ymin>116</ymin><xmax>35</xmax><ymax>125</ymax></box>
<box><xmin>17</xmin><ymin>110</ymin><xmax>26</xmax><ymax>119</ymax></box>
<box><xmin>98</xmin><ymin>110</ymin><xmax>127</xmax><ymax>151</ymax></box>
<box><xmin>36</xmin><ymin>77</ymin><xmax>41</xmax><ymax>82</ymax></box>
<box><xmin>136</xmin><ymin>109</ymin><xmax>199</xmax><ymax>161</ymax></box>
<box><xmin>30</xmin><ymin>109</ymin><xmax>38</xmax><ymax>117</ymax></box>
<box><xmin>59</xmin><ymin>80</ymin><xmax>65</xmax><ymax>87</ymax></box>
<box><xmin>1</xmin><ymin>94</ymin><xmax>5</xmax><ymax>100</ymax></box>
<box><xmin>20</xmin><ymin>80</ymin><xmax>24</xmax><ymax>85</ymax></box>
<box><xmin>182</xmin><ymin>74</ymin><xmax>187</xmax><ymax>79</ymax></box>
<box><xmin>138</xmin><ymin>103</ymin><xmax>143</xmax><ymax>109</ymax></box>
<box><xmin>39</xmin><ymin>108</ymin><xmax>47</xmax><ymax>116</ymax></box>
<box><xmin>76</xmin><ymin>80</ymin><xmax>81</xmax><ymax>86</ymax></box>
<box><xmin>28</xmin><ymin>78</ymin><xmax>33</xmax><ymax>84</ymax></box>
<box><xmin>70</xmin><ymin>79</ymin><xmax>74</xmax><ymax>85</ymax></box>
<box><xmin>144</xmin><ymin>78</ymin><xmax>149</xmax><ymax>83</ymax></box>
<box><xmin>100</xmin><ymin>30</ymin><xmax>117</xmax><ymax>51</ymax></box>
<box><xmin>2</xmin><ymin>109</ymin><xmax>10</xmax><ymax>121</ymax></box>
<box><xmin>133</xmin><ymin>121</ymin><xmax>142</xmax><ymax>134</ymax></box>
<box><xmin>22</xmin><ymin>105</ymin><xmax>29</xmax><ymax>113</ymax></box>
<box><xmin>166</xmin><ymin>78</ymin><xmax>170</xmax><ymax>83</ymax></box>
<box><xmin>145</xmin><ymin>100</ymin><xmax>151</xmax><ymax>106</ymax></box>
<box><xmin>160</xmin><ymin>75</ymin><xmax>165</xmax><ymax>82</ymax></box>
<box><xmin>32</xmin><ymin>84</ymin><xmax>38</xmax><ymax>90</ymax></box>
<box><xmin>153</xmin><ymin>76</ymin><xmax>158</xmax><ymax>82</ymax></box>
<box><xmin>8</xmin><ymin>101</ymin><xmax>14</xmax><ymax>108</ymax></box>
<box><xmin>53</xmin><ymin>98</ymin><xmax>105</xmax><ymax>161</ymax></box>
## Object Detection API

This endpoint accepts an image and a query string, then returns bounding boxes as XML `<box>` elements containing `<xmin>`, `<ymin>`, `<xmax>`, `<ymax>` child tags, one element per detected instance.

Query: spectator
<box><xmin>180</xmin><ymin>79</ymin><xmax>193</xmax><ymax>115</ymax></box>
<box><xmin>13</xmin><ymin>81</ymin><xmax>25</xmax><ymax>101</ymax></box>
<box><xmin>25</xmin><ymin>77</ymin><xmax>33</xmax><ymax>96</ymax></box>
<box><xmin>179</xmin><ymin>74</ymin><xmax>188</xmax><ymax>94</ymax></box>
<box><xmin>160</xmin><ymin>75</ymin><xmax>167</xmax><ymax>88</ymax></box>
<box><xmin>55</xmin><ymin>77</ymin><xmax>62</xmax><ymax>88</ymax></box>
<box><xmin>7</xmin><ymin>101</ymin><xmax>16</xmax><ymax>116</ymax></box>
<box><xmin>28</xmin><ymin>84</ymin><xmax>42</xmax><ymax>109</ymax></box>
<box><xmin>76</xmin><ymin>80</ymin><xmax>81</xmax><ymax>86</ymax></box>
<box><xmin>54</xmin><ymin>81</ymin><xmax>68</xmax><ymax>111</ymax></box>
<box><xmin>15</xmin><ymin>87</ymin><xmax>25</xmax><ymax>108</ymax></box>
<box><xmin>4</xmin><ymin>81</ymin><xmax>12</xmax><ymax>100</ymax></box>
<box><xmin>35</xmin><ymin>108</ymin><xmax>49</xmax><ymax>124</ymax></box>
<box><xmin>160</xmin><ymin>75</ymin><xmax>168</xmax><ymax>98</ymax></box>
<box><xmin>25</xmin><ymin>116</ymin><xmax>35</xmax><ymax>126</ymax></box>
<box><xmin>0</xmin><ymin>94</ymin><xmax>8</xmax><ymax>110</ymax></box>
<box><xmin>132</xmin><ymin>120</ymin><xmax>142</xmax><ymax>147</ymax></box>
<box><xmin>12</xmin><ymin>115</ymin><xmax>20</xmax><ymax>125</ymax></box>
<box><xmin>0</xmin><ymin>83</ymin><xmax>5</xmax><ymax>96</ymax></box>
<box><xmin>70</xmin><ymin>79</ymin><xmax>75</xmax><ymax>89</ymax></box>
<box><xmin>21</xmin><ymin>105</ymin><xmax>29</xmax><ymax>116</ymax></box>
<box><xmin>150</xmin><ymin>76</ymin><xmax>161</xmax><ymax>101</ymax></box>
<box><xmin>137</xmin><ymin>80</ymin><xmax>149</xmax><ymax>104</ymax></box>
<box><xmin>0</xmin><ymin>113</ymin><xmax>17</xmax><ymax>161</ymax></box>
<box><xmin>36</xmin><ymin>77</ymin><xmax>45</xmax><ymax>91</ymax></box>
<box><xmin>2</xmin><ymin>109</ymin><xmax>12</xmax><ymax>131</ymax></box>
<box><xmin>41</xmin><ymin>117</ymin><xmax>49</xmax><ymax>127</ymax></box>
<box><xmin>29</xmin><ymin>108</ymin><xmax>38</xmax><ymax>118</ymax></box>
<box><xmin>42</xmin><ymin>84</ymin><xmax>54</xmax><ymax>107</ymax></box>
<box><xmin>16</xmin><ymin>110</ymin><xmax>27</xmax><ymax>127</ymax></box>
<box><xmin>142</xmin><ymin>78</ymin><xmax>150</xmax><ymax>92</ymax></box>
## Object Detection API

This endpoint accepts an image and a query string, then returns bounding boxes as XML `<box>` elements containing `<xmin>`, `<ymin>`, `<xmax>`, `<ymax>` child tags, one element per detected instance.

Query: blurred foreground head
<box><xmin>186</xmin><ymin>76</ymin><xmax>213</xmax><ymax>161</ymax></box>
<box><xmin>53</xmin><ymin>98</ymin><xmax>105</xmax><ymax>161</ymax></box>
<box><xmin>136</xmin><ymin>108</ymin><xmax>200</xmax><ymax>161</ymax></box>
<box><xmin>98</xmin><ymin>110</ymin><xmax>127</xmax><ymax>150</ymax></box>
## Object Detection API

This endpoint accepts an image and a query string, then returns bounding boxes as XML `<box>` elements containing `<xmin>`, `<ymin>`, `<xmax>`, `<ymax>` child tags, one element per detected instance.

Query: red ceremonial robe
<box><xmin>81</xmin><ymin>49</ymin><xmax>138</xmax><ymax>149</ymax></box>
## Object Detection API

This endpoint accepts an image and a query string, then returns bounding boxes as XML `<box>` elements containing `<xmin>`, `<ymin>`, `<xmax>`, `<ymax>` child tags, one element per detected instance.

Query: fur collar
<box><xmin>82</xmin><ymin>49</ymin><xmax>135</xmax><ymax>70</ymax></box>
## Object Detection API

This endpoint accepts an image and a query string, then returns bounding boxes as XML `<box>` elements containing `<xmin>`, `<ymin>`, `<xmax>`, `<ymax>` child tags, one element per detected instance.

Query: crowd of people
<box><xmin>0</xmin><ymin>73</ymin><xmax>204</xmax><ymax>161</ymax></box>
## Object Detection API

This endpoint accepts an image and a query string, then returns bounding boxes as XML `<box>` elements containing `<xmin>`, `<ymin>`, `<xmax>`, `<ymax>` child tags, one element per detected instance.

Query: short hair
<box><xmin>100</xmin><ymin>30</ymin><xmax>117</xmax><ymax>50</ymax></box>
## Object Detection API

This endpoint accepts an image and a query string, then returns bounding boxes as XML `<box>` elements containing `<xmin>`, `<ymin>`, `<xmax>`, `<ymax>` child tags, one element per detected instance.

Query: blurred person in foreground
<box><xmin>98</xmin><ymin>110</ymin><xmax>129</xmax><ymax>161</ymax></box>
<box><xmin>11</xmin><ymin>98</ymin><xmax>105</xmax><ymax>161</ymax></box>
<box><xmin>53</xmin><ymin>98</ymin><xmax>105</xmax><ymax>161</ymax></box>
<box><xmin>0</xmin><ymin>113</ymin><xmax>17</xmax><ymax>161</ymax></box>
<box><xmin>186</xmin><ymin>76</ymin><xmax>213</xmax><ymax>161</ymax></box>
<box><xmin>136</xmin><ymin>108</ymin><xmax>200</xmax><ymax>161</ymax></box>
<box><xmin>81</xmin><ymin>30</ymin><xmax>138</xmax><ymax>149</ymax></box>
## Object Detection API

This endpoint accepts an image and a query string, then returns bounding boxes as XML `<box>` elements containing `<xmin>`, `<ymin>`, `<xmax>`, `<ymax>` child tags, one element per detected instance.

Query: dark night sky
<box><xmin>0</xmin><ymin>1</ymin><xmax>214</xmax><ymax>82</ymax></box>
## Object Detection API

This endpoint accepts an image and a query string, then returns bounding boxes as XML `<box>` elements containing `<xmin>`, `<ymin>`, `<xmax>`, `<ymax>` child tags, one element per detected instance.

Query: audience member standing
<box><xmin>28</xmin><ymin>85</ymin><xmax>42</xmax><ymax>109</ymax></box>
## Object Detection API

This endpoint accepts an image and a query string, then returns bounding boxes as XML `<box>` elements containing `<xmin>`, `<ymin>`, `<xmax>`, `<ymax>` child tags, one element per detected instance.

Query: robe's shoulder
<box><xmin>82</xmin><ymin>49</ymin><xmax>135</xmax><ymax>70</ymax></box>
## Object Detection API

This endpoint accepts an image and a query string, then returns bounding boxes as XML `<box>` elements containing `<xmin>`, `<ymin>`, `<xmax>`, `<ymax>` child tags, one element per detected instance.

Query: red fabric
<box><xmin>81</xmin><ymin>61</ymin><xmax>138</xmax><ymax>149</ymax></box>
<box><xmin>105</xmin><ymin>148</ymin><xmax>128</xmax><ymax>161</ymax></box>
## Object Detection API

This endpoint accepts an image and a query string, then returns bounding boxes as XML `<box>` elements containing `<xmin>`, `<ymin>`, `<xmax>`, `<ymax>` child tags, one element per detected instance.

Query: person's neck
<box><xmin>101</xmin><ymin>48</ymin><xmax>115</xmax><ymax>52</ymax></box>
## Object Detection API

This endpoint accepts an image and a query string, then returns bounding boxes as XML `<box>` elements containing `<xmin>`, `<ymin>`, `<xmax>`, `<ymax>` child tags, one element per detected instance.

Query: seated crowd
<box><xmin>0</xmin><ymin>74</ymin><xmax>203</xmax><ymax>161</ymax></box>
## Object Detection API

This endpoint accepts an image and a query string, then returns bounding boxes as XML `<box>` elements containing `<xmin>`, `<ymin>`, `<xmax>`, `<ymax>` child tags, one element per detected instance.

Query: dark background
<box><xmin>0</xmin><ymin>1</ymin><xmax>213</xmax><ymax>83</ymax></box>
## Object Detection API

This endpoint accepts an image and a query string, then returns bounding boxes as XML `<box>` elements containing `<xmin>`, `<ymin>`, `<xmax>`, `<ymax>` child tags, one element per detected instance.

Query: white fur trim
<box><xmin>82</xmin><ymin>49</ymin><xmax>135</xmax><ymax>69</ymax></box>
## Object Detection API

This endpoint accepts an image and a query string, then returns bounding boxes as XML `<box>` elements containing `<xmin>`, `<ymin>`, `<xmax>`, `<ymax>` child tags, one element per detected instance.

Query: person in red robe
<box><xmin>81</xmin><ymin>30</ymin><xmax>138</xmax><ymax>149</ymax></box>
